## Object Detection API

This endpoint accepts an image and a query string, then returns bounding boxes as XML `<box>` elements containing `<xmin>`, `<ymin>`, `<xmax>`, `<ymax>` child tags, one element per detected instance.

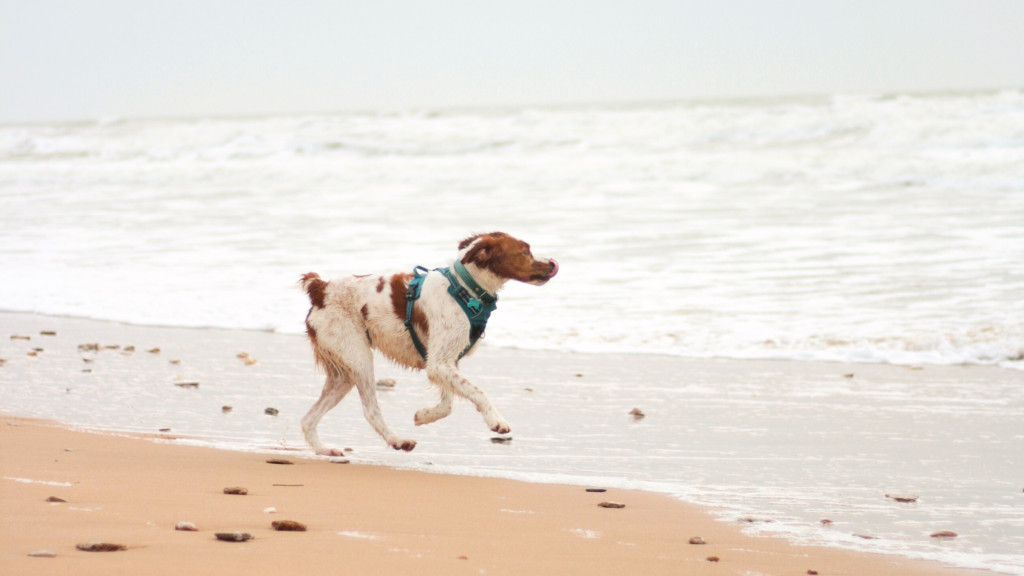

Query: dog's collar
<box><xmin>452</xmin><ymin>260</ymin><xmax>496</xmax><ymax>310</ymax></box>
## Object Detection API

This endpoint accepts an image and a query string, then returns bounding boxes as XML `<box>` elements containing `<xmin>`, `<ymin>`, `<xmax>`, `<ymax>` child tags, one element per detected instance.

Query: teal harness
<box><xmin>404</xmin><ymin>260</ymin><xmax>497</xmax><ymax>362</ymax></box>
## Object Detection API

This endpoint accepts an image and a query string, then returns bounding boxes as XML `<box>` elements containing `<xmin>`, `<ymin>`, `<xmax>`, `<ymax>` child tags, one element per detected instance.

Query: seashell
<box><xmin>175</xmin><ymin>521</ymin><xmax>198</xmax><ymax>531</ymax></box>
<box><xmin>215</xmin><ymin>532</ymin><xmax>254</xmax><ymax>542</ymax></box>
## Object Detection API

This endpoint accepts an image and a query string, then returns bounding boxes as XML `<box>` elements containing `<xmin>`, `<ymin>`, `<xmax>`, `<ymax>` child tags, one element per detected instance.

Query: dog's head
<box><xmin>459</xmin><ymin>232</ymin><xmax>558</xmax><ymax>286</ymax></box>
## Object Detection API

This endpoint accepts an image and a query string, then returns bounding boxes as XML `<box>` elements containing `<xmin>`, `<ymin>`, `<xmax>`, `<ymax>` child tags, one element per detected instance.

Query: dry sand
<box><xmin>2</xmin><ymin>416</ymin><xmax>979</xmax><ymax>576</ymax></box>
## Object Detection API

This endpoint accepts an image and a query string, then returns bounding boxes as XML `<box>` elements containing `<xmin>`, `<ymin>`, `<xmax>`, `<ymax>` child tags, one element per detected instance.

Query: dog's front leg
<box><xmin>414</xmin><ymin>386</ymin><xmax>453</xmax><ymax>426</ymax></box>
<box><xmin>426</xmin><ymin>362</ymin><xmax>510</xmax><ymax>434</ymax></box>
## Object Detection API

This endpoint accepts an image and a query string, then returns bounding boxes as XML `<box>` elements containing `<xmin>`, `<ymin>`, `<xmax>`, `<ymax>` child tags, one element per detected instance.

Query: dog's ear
<box><xmin>458</xmin><ymin>234</ymin><xmax>481</xmax><ymax>251</ymax></box>
<box><xmin>461</xmin><ymin>237</ymin><xmax>492</xmax><ymax>267</ymax></box>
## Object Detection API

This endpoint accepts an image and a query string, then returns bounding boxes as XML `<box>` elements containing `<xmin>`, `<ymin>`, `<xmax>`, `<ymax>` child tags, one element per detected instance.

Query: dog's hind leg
<box><xmin>349</xmin><ymin>350</ymin><xmax>417</xmax><ymax>452</ymax></box>
<box><xmin>301</xmin><ymin>370</ymin><xmax>354</xmax><ymax>457</ymax></box>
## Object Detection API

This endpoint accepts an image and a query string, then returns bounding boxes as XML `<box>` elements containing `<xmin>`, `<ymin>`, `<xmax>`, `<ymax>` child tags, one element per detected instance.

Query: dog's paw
<box><xmin>315</xmin><ymin>447</ymin><xmax>346</xmax><ymax>457</ymax></box>
<box><xmin>389</xmin><ymin>438</ymin><xmax>417</xmax><ymax>452</ymax></box>
<box><xmin>490</xmin><ymin>421</ymin><xmax>511</xmax><ymax>435</ymax></box>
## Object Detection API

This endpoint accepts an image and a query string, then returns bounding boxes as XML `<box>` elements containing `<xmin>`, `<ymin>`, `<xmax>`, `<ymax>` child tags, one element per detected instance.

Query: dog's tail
<box><xmin>300</xmin><ymin>272</ymin><xmax>328</xmax><ymax>309</ymax></box>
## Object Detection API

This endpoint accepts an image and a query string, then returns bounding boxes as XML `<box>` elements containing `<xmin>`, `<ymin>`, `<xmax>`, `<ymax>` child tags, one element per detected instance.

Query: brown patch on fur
<box><xmin>461</xmin><ymin>232</ymin><xmax>553</xmax><ymax>283</ymax></box>
<box><xmin>376</xmin><ymin>276</ymin><xmax>386</xmax><ymax>292</ymax></box>
<box><xmin>388</xmin><ymin>272</ymin><xmax>429</xmax><ymax>337</ymax></box>
<box><xmin>301</xmin><ymin>272</ymin><xmax>327</xmax><ymax>309</ymax></box>
<box><xmin>360</xmin><ymin>304</ymin><xmax>369</xmax><ymax>321</ymax></box>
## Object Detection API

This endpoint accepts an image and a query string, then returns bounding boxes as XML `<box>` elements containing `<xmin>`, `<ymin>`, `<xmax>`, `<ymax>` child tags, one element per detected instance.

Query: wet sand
<box><xmin>1</xmin><ymin>416</ymin><xmax>979</xmax><ymax>576</ymax></box>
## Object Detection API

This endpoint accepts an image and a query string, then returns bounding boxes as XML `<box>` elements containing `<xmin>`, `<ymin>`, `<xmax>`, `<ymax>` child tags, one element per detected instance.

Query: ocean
<box><xmin>1</xmin><ymin>90</ymin><xmax>1022</xmax><ymax>369</ymax></box>
<box><xmin>2</xmin><ymin>90</ymin><xmax>1023</xmax><ymax>572</ymax></box>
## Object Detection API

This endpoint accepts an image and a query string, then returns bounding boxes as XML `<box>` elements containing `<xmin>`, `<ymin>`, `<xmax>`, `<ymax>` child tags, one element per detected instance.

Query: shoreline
<box><xmin>2</xmin><ymin>310</ymin><xmax>1022</xmax><ymax>574</ymax></box>
<box><xmin>1</xmin><ymin>416</ymin><xmax>983</xmax><ymax>576</ymax></box>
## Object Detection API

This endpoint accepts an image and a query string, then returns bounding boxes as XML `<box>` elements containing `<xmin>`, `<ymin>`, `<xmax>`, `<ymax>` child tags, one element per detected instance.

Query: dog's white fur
<box><xmin>299</xmin><ymin>232</ymin><xmax>558</xmax><ymax>455</ymax></box>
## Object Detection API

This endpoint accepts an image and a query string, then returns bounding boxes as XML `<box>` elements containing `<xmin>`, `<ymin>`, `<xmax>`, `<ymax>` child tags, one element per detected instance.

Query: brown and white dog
<box><xmin>299</xmin><ymin>232</ymin><xmax>558</xmax><ymax>455</ymax></box>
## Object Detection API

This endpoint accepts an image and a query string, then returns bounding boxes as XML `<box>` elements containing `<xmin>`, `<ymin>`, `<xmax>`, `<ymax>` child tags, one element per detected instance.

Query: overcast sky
<box><xmin>2</xmin><ymin>0</ymin><xmax>1022</xmax><ymax>123</ymax></box>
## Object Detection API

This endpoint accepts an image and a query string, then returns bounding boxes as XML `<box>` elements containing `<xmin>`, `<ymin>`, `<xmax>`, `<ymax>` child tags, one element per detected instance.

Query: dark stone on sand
<box><xmin>689</xmin><ymin>536</ymin><xmax>706</xmax><ymax>545</ymax></box>
<box><xmin>629</xmin><ymin>408</ymin><xmax>645</xmax><ymax>419</ymax></box>
<box><xmin>598</xmin><ymin>501</ymin><xmax>625</xmax><ymax>509</ymax></box>
<box><xmin>223</xmin><ymin>486</ymin><xmax>248</xmax><ymax>495</ymax></box>
<box><xmin>271</xmin><ymin>520</ymin><xmax>307</xmax><ymax>531</ymax></box>
<box><xmin>585</xmin><ymin>488</ymin><xmax>607</xmax><ymax>493</ymax></box>
<box><xmin>76</xmin><ymin>542</ymin><xmax>127</xmax><ymax>552</ymax></box>
<box><xmin>148</xmin><ymin>347</ymin><xmax>161</xmax><ymax>353</ymax></box>
<box><xmin>706</xmin><ymin>556</ymin><xmax>720</xmax><ymax>562</ymax></box>
<box><xmin>174</xmin><ymin>381</ymin><xmax>199</xmax><ymax>388</ymax></box>
<box><xmin>45</xmin><ymin>496</ymin><xmax>67</xmax><ymax>503</ymax></box>
<box><xmin>265</xmin><ymin>407</ymin><xmax>279</xmax><ymax>416</ymax></box>
<box><xmin>266</xmin><ymin>458</ymin><xmax>294</xmax><ymax>465</ymax></box>
<box><xmin>159</xmin><ymin>428</ymin><xmax>171</xmax><ymax>432</ymax></box>
<box><xmin>41</xmin><ymin>330</ymin><xmax>57</xmax><ymax>336</ymax></box>
<box><xmin>808</xmin><ymin>570</ymin><xmax>819</xmax><ymax>575</ymax></box>
<box><xmin>215</xmin><ymin>532</ymin><xmax>254</xmax><ymax>542</ymax></box>
<box><xmin>222</xmin><ymin>405</ymin><xmax>233</xmax><ymax>413</ymax></box>
<box><xmin>886</xmin><ymin>493</ymin><xmax>918</xmax><ymax>503</ymax></box>
<box><xmin>930</xmin><ymin>531</ymin><xmax>958</xmax><ymax>538</ymax></box>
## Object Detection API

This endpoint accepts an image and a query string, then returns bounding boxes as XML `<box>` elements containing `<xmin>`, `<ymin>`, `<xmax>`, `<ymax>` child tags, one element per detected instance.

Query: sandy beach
<box><xmin>3</xmin><ymin>416</ymin><xmax>983</xmax><ymax>576</ymax></box>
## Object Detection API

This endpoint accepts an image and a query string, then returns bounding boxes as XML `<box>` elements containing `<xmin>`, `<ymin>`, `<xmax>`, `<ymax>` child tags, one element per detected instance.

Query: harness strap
<box><xmin>403</xmin><ymin>264</ymin><xmax>498</xmax><ymax>363</ymax></box>
<box><xmin>404</xmin><ymin>266</ymin><xmax>430</xmax><ymax>361</ymax></box>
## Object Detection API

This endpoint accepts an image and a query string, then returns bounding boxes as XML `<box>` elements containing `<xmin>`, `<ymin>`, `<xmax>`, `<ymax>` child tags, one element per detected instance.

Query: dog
<box><xmin>299</xmin><ymin>232</ymin><xmax>558</xmax><ymax>455</ymax></box>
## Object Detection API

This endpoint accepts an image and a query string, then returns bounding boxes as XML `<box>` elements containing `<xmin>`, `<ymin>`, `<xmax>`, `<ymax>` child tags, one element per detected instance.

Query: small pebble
<box><xmin>123</xmin><ymin>345</ymin><xmax>135</xmax><ymax>352</ymax></box>
<box><xmin>170</xmin><ymin>359</ymin><xmax>181</xmax><ymax>364</ymax></box>
<box><xmin>266</xmin><ymin>458</ymin><xmax>294</xmax><ymax>465</ymax></box>
<box><xmin>843</xmin><ymin>373</ymin><xmax>854</xmax><ymax>378</ymax></box>
<box><xmin>215</xmin><ymin>532</ymin><xmax>254</xmax><ymax>542</ymax></box>
<box><xmin>598</xmin><ymin>501</ymin><xmax>625</xmax><ymax>509</ymax></box>
<box><xmin>263</xmin><ymin>507</ymin><xmax>277</xmax><ymax>514</ymax></box>
<box><xmin>930</xmin><ymin>531</ymin><xmax>958</xmax><ymax>538</ymax></box>
<box><xmin>585</xmin><ymin>488</ymin><xmax>607</xmax><ymax>493</ymax></box>
<box><xmin>808</xmin><ymin>571</ymin><xmax>819</xmax><ymax>575</ymax></box>
<box><xmin>376</xmin><ymin>378</ymin><xmax>396</xmax><ymax>388</ymax></box>
<box><xmin>28</xmin><ymin>549</ymin><xmax>57</xmax><ymax>558</ymax></box>
<box><xmin>222</xmin><ymin>405</ymin><xmax>233</xmax><ymax>413</ymax></box>
<box><xmin>271</xmin><ymin>520</ymin><xmax>307</xmax><ymax>532</ymax></box>
<box><xmin>11</xmin><ymin>334</ymin><xmax>31</xmax><ymax>340</ymax></box>
<box><xmin>244</xmin><ymin>357</ymin><xmax>258</xmax><ymax>365</ymax></box>
<box><xmin>159</xmin><ymin>428</ymin><xmax>171</xmax><ymax>432</ymax></box>
<box><xmin>174</xmin><ymin>381</ymin><xmax>199</xmax><ymax>388</ymax></box>
<box><xmin>706</xmin><ymin>556</ymin><xmax>720</xmax><ymax>562</ymax></box>
<box><xmin>689</xmin><ymin>536</ymin><xmax>706</xmax><ymax>545</ymax></box>
<box><xmin>40</xmin><ymin>330</ymin><xmax>57</xmax><ymax>336</ymax></box>
<box><xmin>237</xmin><ymin>351</ymin><xmax>249</xmax><ymax>359</ymax></box>
<box><xmin>76</xmin><ymin>542</ymin><xmax>127</xmax><ymax>552</ymax></box>
<box><xmin>175</xmin><ymin>521</ymin><xmax>198</xmax><ymax>532</ymax></box>
<box><xmin>820</xmin><ymin>519</ymin><xmax>833</xmax><ymax>525</ymax></box>
<box><xmin>148</xmin><ymin>347</ymin><xmax>161</xmax><ymax>354</ymax></box>
<box><xmin>264</xmin><ymin>407</ymin><xmax>279</xmax><ymax>416</ymax></box>
<box><xmin>223</xmin><ymin>486</ymin><xmax>248</xmax><ymax>495</ymax></box>
<box><xmin>886</xmin><ymin>493</ymin><xmax>918</xmax><ymax>503</ymax></box>
<box><xmin>629</xmin><ymin>407</ymin><xmax>645</xmax><ymax>419</ymax></box>
<box><xmin>45</xmin><ymin>496</ymin><xmax>67</xmax><ymax>503</ymax></box>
